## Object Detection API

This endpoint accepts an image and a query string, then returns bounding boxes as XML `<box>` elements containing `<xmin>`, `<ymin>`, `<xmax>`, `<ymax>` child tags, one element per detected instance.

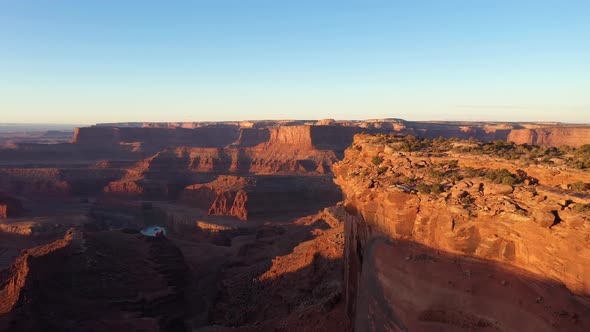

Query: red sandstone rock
<box><xmin>508</xmin><ymin>127</ymin><xmax>590</xmax><ymax>148</ymax></box>
<box><xmin>334</xmin><ymin>134</ymin><xmax>590</xmax><ymax>331</ymax></box>
<box><xmin>0</xmin><ymin>195</ymin><xmax>23</xmax><ymax>219</ymax></box>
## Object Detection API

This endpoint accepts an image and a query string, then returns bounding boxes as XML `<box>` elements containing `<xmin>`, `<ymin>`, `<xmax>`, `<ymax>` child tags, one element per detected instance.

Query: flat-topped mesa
<box><xmin>334</xmin><ymin>133</ymin><xmax>590</xmax><ymax>330</ymax></box>
<box><xmin>267</xmin><ymin>126</ymin><xmax>314</xmax><ymax>148</ymax></box>
<box><xmin>72</xmin><ymin>126</ymin><xmax>241</xmax><ymax>148</ymax></box>
<box><xmin>72</xmin><ymin>121</ymin><xmax>590</xmax><ymax>152</ymax></box>
<box><xmin>508</xmin><ymin>127</ymin><xmax>590</xmax><ymax>148</ymax></box>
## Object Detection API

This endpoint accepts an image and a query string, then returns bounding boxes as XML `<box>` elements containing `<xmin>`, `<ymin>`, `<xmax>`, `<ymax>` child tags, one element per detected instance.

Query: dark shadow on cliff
<box><xmin>210</xmin><ymin>253</ymin><xmax>346</xmax><ymax>330</ymax></box>
<box><xmin>350</xmin><ymin>237</ymin><xmax>590</xmax><ymax>332</ymax></box>
<box><xmin>0</xmin><ymin>232</ymin><xmax>191</xmax><ymax>332</ymax></box>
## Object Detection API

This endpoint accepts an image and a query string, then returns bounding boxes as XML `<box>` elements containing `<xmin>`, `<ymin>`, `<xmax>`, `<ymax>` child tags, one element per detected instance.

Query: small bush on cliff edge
<box><xmin>372</xmin><ymin>156</ymin><xmax>384</xmax><ymax>165</ymax></box>
<box><xmin>376</xmin><ymin>166</ymin><xmax>389</xmax><ymax>175</ymax></box>
<box><xmin>416</xmin><ymin>183</ymin><xmax>445</xmax><ymax>195</ymax></box>
<box><xmin>416</xmin><ymin>183</ymin><xmax>432</xmax><ymax>194</ymax></box>
<box><xmin>485</xmin><ymin>168</ymin><xmax>523</xmax><ymax>185</ymax></box>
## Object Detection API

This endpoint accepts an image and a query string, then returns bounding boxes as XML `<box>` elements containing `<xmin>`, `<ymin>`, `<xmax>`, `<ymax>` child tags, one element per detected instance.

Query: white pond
<box><xmin>140</xmin><ymin>225</ymin><xmax>167</xmax><ymax>237</ymax></box>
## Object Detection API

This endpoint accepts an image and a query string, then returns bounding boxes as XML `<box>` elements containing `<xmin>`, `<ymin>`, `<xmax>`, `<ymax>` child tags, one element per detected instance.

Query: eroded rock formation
<box><xmin>334</xmin><ymin>134</ymin><xmax>590</xmax><ymax>331</ymax></box>
<box><xmin>0</xmin><ymin>195</ymin><xmax>22</xmax><ymax>219</ymax></box>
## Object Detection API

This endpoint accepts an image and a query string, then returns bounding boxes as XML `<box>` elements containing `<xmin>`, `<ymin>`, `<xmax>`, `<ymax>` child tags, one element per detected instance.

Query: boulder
<box><xmin>532</xmin><ymin>210</ymin><xmax>556</xmax><ymax>228</ymax></box>
<box><xmin>484</xmin><ymin>183</ymin><xmax>514</xmax><ymax>196</ymax></box>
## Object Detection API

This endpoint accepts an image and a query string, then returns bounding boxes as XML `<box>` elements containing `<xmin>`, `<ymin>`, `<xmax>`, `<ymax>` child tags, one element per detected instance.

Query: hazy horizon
<box><xmin>2</xmin><ymin>1</ymin><xmax>589</xmax><ymax>123</ymax></box>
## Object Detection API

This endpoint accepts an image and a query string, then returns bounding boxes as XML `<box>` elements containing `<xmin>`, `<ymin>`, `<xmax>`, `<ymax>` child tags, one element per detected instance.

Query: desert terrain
<box><xmin>0</xmin><ymin>120</ymin><xmax>589</xmax><ymax>331</ymax></box>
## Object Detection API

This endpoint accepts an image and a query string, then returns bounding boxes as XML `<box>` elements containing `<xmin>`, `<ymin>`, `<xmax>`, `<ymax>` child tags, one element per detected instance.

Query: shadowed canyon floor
<box><xmin>0</xmin><ymin>120</ymin><xmax>589</xmax><ymax>331</ymax></box>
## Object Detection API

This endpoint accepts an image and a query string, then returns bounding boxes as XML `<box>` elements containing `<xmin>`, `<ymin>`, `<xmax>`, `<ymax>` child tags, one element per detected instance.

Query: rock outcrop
<box><xmin>334</xmin><ymin>134</ymin><xmax>590</xmax><ymax>331</ymax></box>
<box><xmin>181</xmin><ymin>176</ymin><xmax>252</xmax><ymax>220</ymax></box>
<box><xmin>0</xmin><ymin>195</ymin><xmax>23</xmax><ymax>219</ymax></box>
<box><xmin>181</xmin><ymin>175</ymin><xmax>342</xmax><ymax>220</ymax></box>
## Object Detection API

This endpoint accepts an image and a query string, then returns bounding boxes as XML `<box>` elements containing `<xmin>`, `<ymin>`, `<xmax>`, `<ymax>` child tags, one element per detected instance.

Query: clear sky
<box><xmin>1</xmin><ymin>0</ymin><xmax>589</xmax><ymax>124</ymax></box>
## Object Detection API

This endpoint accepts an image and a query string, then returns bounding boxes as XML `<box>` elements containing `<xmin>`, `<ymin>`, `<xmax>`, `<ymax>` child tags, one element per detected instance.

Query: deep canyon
<box><xmin>0</xmin><ymin>119</ymin><xmax>589</xmax><ymax>331</ymax></box>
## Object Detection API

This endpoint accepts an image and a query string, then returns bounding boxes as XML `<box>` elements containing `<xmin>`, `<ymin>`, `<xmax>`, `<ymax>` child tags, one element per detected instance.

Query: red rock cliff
<box><xmin>508</xmin><ymin>127</ymin><xmax>590</xmax><ymax>147</ymax></box>
<box><xmin>333</xmin><ymin>134</ymin><xmax>590</xmax><ymax>331</ymax></box>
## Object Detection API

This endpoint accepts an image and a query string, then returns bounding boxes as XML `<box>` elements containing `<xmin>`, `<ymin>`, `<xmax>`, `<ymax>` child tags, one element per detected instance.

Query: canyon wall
<box><xmin>508</xmin><ymin>127</ymin><xmax>590</xmax><ymax>148</ymax></box>
<box><xmin>180</xmin><ymin>175</ymin><xmax>342</xmax><ymax>219</ymax></box>
<box><xmin>333</xmin><ymin>134</ymin><xmax>590</xmax><ymax>331</ymax></box>
<box><xmin>73</xmin><ymin>126</ymin><xmax>241</xmax><ymax>148</ymax></box>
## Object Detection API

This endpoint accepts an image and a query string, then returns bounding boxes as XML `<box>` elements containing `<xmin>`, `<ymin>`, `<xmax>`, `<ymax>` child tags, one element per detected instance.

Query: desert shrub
<box><xmin>416</xmin><ymin>183</ymin><xmax>445</xmax><ymax>194</ymax></box>
<box><xmin>460</xmin><ymin>195</ymin><xmax>472</xmax><ymax>205</ymax></box>
<box><xmin>400</xmin><ymin>176</ymin><xmax>413</xmax><ymax>185</ymax></box>
<box><xmin>416</xmin><ymin>183</ymin><xmax>432</xmax><ymax>194</ymax></box>
<box><xmin>376</xmin><ymin>166</ymin><xmax>388</xmax><ymax>175</ymax></box>
<box><xmin>569</xmin><ymin>145</ymin><xmax>590</xmax><ymax>169</ymax></box>
<box><xmin>572</xmin><ymin>204</ymin><xmax>590</xmax><ymax>213</ymax></box>
<box><xmin>447</xmin><ymin>160</ymin><xmax>459</xmax><ymax>169</ymax></box>
<box><xmin>570</xmin><ymin>181</ymin><xmax>589</xmax><ymax>192</ymax></box>
<box><xmin>371</xmin><ymin>156</ymin><xmax>384</xmax><ymax>165</ymax></box>
<box><xmin>428</xmin><ymin>169</ymin><xmax>444</xmax><ymax>181</ymax></box>
<box><xmin>430</xmin><ymin>183</ymin><xmax>445</xmax><ymax>194</ymax></box>
<box><xmin>485</xmin><ymin>168</ymin><xmax>523</xmax><ymax>185</ymax></box>
<box><xmin>463</xmin><ymin>167</ymin><xmax>480</xmax><ymax>178</ymax></box>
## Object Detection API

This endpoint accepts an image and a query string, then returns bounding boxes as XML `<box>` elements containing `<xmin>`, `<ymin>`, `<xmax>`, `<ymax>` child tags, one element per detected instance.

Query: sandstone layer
<box><xmin>333</xmin><ymin>134</ymin><xmax>590</xmax><ymax>331</ymax></box>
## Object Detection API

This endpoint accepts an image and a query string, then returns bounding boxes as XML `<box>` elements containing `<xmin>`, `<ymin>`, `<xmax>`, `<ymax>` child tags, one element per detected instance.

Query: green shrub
<box><xmin>376</xmin><ymin>166</ymin><xmax>389</xmax><ymax>175</ymax></box>
<box><xmin>416</xmin><ymin>183</ymin><xmax>431</xmax><ymax>194</ymax></box>
<box><xmin>371</xmin><ymin>156</ymin><xmax>384</xmax><ymax>165</ymax></box>
<box><xmin>430</xmin><ymin>183</ymin><xmax>445</xmax><ymax>194</ymax></box>
<box><xmin>485</xmin><ymin>168</ymin><xmax>522</xmax><ymax>185</ymax></box>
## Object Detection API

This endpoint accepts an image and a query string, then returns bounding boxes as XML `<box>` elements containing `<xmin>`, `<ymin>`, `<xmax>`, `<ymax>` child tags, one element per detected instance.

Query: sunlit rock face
<box><xmin>333</xmin><ymin>134</ymin><xmax>590</xmax><ymax>331</ymax></box>
<box><xmin>508</xmin><ymin>127</ymin><xmax>590</xmax><ymax>148</ymax></box>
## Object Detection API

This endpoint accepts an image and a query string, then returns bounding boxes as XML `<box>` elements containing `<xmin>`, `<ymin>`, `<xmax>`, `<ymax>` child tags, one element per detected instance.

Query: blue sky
<box><xmin>1</xmin><ymin>0</ymin><xmax>589</xmax><ymax>124</ymax></box>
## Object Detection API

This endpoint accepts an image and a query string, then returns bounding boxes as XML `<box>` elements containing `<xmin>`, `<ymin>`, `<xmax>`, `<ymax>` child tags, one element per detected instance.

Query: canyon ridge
<box><xmin>0</xmin><ymin>119</ymin><xmax>589</xmax><ymax>331</ymax></box>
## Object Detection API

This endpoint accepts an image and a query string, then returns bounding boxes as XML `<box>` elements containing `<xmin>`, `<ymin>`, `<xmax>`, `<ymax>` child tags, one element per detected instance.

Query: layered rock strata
<box><xmin>334</xmin><ymin>134</ymin><xmax>590</xmax><ymax>331</ymax></box>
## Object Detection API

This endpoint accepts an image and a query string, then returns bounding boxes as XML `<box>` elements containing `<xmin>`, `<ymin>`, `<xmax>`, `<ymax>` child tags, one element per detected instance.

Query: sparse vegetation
<box><xmin>572</xmin><ymin>203</ymin><xmax>590</xmax><ymax>213</ymax></box>
<box><xmin>371</xmin><ymin>134</ymin><xmax>590</xmax><ymax>169</ymax></box>
<box><xmin>484</xmin><ymin>168</ymin><xmax>524</xmax><ymax>186</ymax></box>
<box><xmin>570</xmin><ymin>181</ymin><xmax>589</xmax><ymax>192</ymax></box>
<box><xmin>371</xmin><ymin>156</ymin><xmax>384</xmax><ymax>165</ymax></box>
<box><xmin>376</xmin><ymin>166</ymin><xmax>389</xmax><ymax>175</ymax></box>
<box><xmin>416</xmin><ymin>183</ymin><xmax>445</xmax><ymax>195</ymax></box>
<box><xmin>571</xmin><ymin>145</ymin><xmax>590</xmax><ymax>169</ymax></box>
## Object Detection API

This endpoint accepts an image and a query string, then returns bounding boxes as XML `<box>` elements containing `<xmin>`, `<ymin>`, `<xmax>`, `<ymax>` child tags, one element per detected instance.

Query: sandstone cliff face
<box><xmin>0</xmin><ymin>195</ymin><xmax>23</xmax><ymax>219</ymax></box>
<box><xmin>508</xmin><ymin>127</ymin><xmax>590</xmax><ymax>148</ymax></box>
<box><xmin>73</xmin><ymin>126</ymin><xmax>240</xmax><ymax>148</ymax></box>
<box><xmin>0</xmin><ymin>169</ymin><xmax>70</xmax><ymax>196</ymax></box>
<box><xmin>0</xmin><ymin>235</ymin><xmax>72</xmax><ymax>314</ymax></box>
<box><xmin>333</xmin><ymin>134</ymin><xmax>590</xmax><ymax>331</ymax></box>
<box><xmin>181</xmin><ymin>176</ymin><xmax>252</xmax><ymax>220</ymax></box>
<box><xmin>180</xmin><ymin>175</ymin><xmax>342</xmax><ymax>220</ymax></box>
